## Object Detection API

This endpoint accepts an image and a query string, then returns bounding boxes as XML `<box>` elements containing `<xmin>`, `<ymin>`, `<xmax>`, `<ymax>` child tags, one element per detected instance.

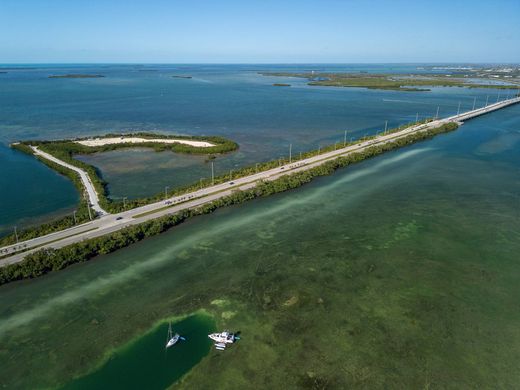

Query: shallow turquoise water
<box><xmin>0</xmin><ymin>64</ymin><xmax>513</xmax><ymax>227</ymax></box>
<box><xmin>0</xmin><ymin>105</ymin><xmax>519</xmax><ymax>388</ymax></box>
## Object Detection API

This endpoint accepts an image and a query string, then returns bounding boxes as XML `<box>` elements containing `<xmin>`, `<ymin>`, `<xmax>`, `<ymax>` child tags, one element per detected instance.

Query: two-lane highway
<box><xmin>2</xmin><ymin>96</ymin><xmax>519</xmax><ymax>266</ymax></box>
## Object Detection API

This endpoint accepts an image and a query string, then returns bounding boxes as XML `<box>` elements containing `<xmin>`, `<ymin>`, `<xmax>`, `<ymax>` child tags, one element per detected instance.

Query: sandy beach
<box><xmin>76</xmin><ymin>137</ymin><xmax>215</xmax><ymax>148</ymax></box>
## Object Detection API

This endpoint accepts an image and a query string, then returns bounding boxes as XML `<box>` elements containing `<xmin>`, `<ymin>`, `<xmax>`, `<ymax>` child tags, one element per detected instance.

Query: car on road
<box><xmin>165</xmin><ymin>201</ymin><xmax>172</xmax><ymax>205</ymax></box>
<box><xmin>229</xmin><ymin>181</ymin><xmax>235</xmax><ymax>185</ymax></box>
<box><xmin>116</xmin><ymin>217</ymin><xmax>123</xmax><ymax>220</ymax></box>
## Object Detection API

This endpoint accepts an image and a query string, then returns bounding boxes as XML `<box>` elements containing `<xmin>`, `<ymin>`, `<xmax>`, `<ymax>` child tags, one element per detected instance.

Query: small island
<box><xmin>273</xmin><ymin>83</ymin><xmax>291</xmax><ymax>87</ymax></box>
<box><xmin>49</xmin><ymin>74</ymin><xmax>105</xmax><ymax>79</ymax></box>
<box><xmin>172</xmin><ymin>75</ymin><xmax>193</xmax><ymax>79</ymax></box>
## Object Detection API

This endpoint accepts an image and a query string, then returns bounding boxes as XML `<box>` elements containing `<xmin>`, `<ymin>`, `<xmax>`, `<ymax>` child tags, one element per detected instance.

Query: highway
<box><xmin>1</xmin><ymin>96</ymin><xmax>519</xmax><ymax>267</ymax></box>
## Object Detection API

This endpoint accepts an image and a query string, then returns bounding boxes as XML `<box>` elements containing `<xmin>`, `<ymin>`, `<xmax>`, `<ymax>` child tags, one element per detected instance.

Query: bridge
<box><xmin>1</xmin><ymin>95</ymin><xmax>519</xmax><ymax>266</ymax></box>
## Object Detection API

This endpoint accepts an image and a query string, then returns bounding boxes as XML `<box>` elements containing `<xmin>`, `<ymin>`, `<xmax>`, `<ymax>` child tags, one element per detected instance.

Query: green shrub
<box><xmin>0</xmin><ymin>122</ymin><xmax>458</xmax><ymax>285</ymax></box>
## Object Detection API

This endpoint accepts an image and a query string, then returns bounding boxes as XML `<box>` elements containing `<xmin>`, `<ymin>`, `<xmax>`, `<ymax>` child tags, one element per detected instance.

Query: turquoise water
<box><xmin>61</xmin><ymin>314</ymin><xmax>215</xmax><ymax>390</ymax></box>
<box><xmin>0</xmin><ymin>105</ymin><xmax>519</xmax><ymax>388</ymax></box>
<box><xmin>0</xmin><ymin>64</ymin><xmax>513</xmax><ymax>226</ymax></box>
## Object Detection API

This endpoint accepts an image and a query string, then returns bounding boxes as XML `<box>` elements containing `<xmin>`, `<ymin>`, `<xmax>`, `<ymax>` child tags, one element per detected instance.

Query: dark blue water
<box><xmin>0</xmin><ymin>64</ymin><xmax>513</xmax><ymax>231</ymax></box>
<box><xmin>0</xmin><ymin>144</ymin><xmax>78</xmax><ymax>236</ymax></box>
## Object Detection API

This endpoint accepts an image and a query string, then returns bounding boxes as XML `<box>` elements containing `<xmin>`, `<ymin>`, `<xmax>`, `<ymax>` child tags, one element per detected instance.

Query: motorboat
<box><xmin>208</xmin><ymin>331</ymin><xmax>240</xmax><ymax>350</ymax></box>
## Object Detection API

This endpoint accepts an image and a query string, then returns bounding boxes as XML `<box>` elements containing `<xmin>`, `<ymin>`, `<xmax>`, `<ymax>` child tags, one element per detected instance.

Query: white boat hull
<box><xmin>208</xmin><ymin>331</ymin><xmax>237</xmax><ymax>350</ymax></box>
<box><xmin>166</xmin><ymin>334</ymin><xmax>180</xmax><ymax>348</ymax></box>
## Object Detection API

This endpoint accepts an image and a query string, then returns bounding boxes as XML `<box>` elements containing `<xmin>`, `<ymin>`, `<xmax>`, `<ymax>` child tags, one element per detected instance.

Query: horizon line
<box><xmin>1</xmin><ymin>61</ymin><xmax>519</xmax><ymax>66</ymax></box>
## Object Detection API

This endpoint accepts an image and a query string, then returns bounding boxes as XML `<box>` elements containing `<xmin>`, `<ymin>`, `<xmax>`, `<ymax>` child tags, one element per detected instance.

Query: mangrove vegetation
<box><xmin>2</xmin><ymin>122</ymin><xmax>437</xmax><ymax>246</ymax></box>
<box><xmin>0</xmin><ymin>122</ymin><xmax>458</xmax><ymax>285</ymax></box>
<box><xmin>261</xmin><ymin>72</ymin><xmax>520</xmax><ymax>91</ymax></box>
<box><xmin>1</xmin><ymin>133</ymin><xmax>237</xmax><ymax>245</ymax></box>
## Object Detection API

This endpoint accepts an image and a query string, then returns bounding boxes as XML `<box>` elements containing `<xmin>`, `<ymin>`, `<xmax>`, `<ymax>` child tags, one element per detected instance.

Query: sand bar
<box><xmin>76</xmin><ymin>137</ymin><xmax>215</xmax><ymax>148</ymax></box>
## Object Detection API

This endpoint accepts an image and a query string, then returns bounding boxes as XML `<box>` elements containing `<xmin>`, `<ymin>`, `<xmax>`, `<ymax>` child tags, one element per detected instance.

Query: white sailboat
<box><xmin>165</xmin><ymin>322</ymin><xmax>182</xmax><ymax>348</ymax></box>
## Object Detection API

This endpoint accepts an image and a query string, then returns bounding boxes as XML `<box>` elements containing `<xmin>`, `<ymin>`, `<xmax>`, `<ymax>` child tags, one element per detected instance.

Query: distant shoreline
<box><xmin>260</xmin><ymin>71</ymin><xmax>520</xmax><ymax>92</ymax></box>
<box><xmin>48</xmin><ymin>74</ymin><xmax>105</xmax><ymax>79</ymax></box>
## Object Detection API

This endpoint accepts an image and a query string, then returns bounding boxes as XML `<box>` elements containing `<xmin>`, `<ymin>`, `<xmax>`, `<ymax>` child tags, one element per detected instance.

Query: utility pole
<box><xmin>83</xmin><ymin>190</ymin><xmax>92</xmax><ymax>220</ymax></box>
<box><xmin>73</xmin><ymin>210</ymin><xmax>77</xmax><ymax>224</ymax></box>
<box><xmin>457</xmin><ymin>102</ymin><xmax>461</xmax><ymax>115</ymax></box>
<box><xmin>318</xmin><ymin>146</ymin><xmax>321</xmax><ymax>155</ymax></box>
<box><xmin>344</xmin><ymin>130</ymin><xmax>347</xmax><ymax>147</ymax></box>
<box><xmin>200</xmin><ymin>178</ymin><xmax>203</xmax><ymax>189</ymax></box>
<box><xmin>123</xmin><ymin>197</ymin><xmax>127</xmax><ymax>208</ymax></box>
<box><xmin>435</xmin><ymin>106</ymin><xmax>440</xmax><ymax>119</ymax></box>
<box><xmin>14</xmin><ymin>226</ymin><xmax>18</xmax><ymax>243</ymax></box>
<box><xmin>300</xmin><ymin>151</ymin><xmax>302</xmax><ymax>160</ymax></box>
<box><xmin>384</xmin><ymin>120</ymin><xmax>388</xmax><ymax>134</ymax></box>
<box><xmin>255</xmin><ymin>163</ymin><xmax>259</xmax><ymax>173</ymax></box>
<box><xmin>87</xmin><ymin>202</ymin><xmax>92</xmax><ymax>221</ymax></box>
<box><xmin>229</xmin><ymin>169</ymin><xmax>232</xmax><ymax>180</ymax></box>
<box><xmin>485</xmin><ymin>95</ymin><xmax>489</xmax><ymax>107</ymax></box>
<box><xmin>496</xmin><ymin>91</ymin><xmax>500</xmax><ymax>103</ymax></box>
<box><xmin>211</xmin><ymin>161</ymin><xmax>214</xmax><ymax>185</ymax></box>
<box><xmin>415</xmin><ymin>112</ymin><xmax>419</xmax><ymax>123</ymax></box>
<box><xmin>164</xmin><ymin>186</ymin><xmax>169</xmax><ymax>200</ymax></box>
<box><xmin>472</xmin><ymin>97</ymin><xmax>476</xmax><ymax>110</ymax></box>
<box><xmin>289</xmin><ymin>143</ymin><xmax>292</xmax><ymax>163</ymax></box>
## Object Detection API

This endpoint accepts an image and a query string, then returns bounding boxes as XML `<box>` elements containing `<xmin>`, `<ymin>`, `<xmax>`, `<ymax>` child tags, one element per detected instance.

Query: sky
<box><xmin>0</xmin><ymin>0</ymin><xmax>519</xmax><ymax>63</ymax></box>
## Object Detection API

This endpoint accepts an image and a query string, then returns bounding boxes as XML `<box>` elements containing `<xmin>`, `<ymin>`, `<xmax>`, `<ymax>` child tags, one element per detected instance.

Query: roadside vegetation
<box><xmin>261</xmin><ymin>72</ymin><xmax>520</xmax><ymax>91</ymax></box>
<box><xmin>2</xmin><ymin>134</ymin><xmax>237</xmax><ymax>246</ymax></box>
<box><xmin>2</xmin><ymin>122</ymin><xmax>434</xmax><ymax>246</ymax></box>
<box><xmin>0</xmin><ymin>122</ymin><xmax>458</xmax><ymax>285</ymax></box>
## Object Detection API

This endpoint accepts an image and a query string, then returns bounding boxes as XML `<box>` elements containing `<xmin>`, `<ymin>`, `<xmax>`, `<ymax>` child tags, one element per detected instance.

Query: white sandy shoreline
<box><xmin>76</xmin><ymin>137</ymin><xmax>215</xmax><ymax>148</ymax></box>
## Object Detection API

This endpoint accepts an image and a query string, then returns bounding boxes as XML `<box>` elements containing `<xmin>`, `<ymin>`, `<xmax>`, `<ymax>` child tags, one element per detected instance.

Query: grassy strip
<box><xmin>132</xmin><ymin>121</ymin><xmax>436</xmax><ymax>219</ymax></box>
<box><xmin>0</xmin><ymin>227</ymin><xmax>99</xmax><ymax>261</ymax></box>
<box><xmin>0</xmin><ymin>122</ymin><xmax>458</xmax><ymax>285</ymax></box>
